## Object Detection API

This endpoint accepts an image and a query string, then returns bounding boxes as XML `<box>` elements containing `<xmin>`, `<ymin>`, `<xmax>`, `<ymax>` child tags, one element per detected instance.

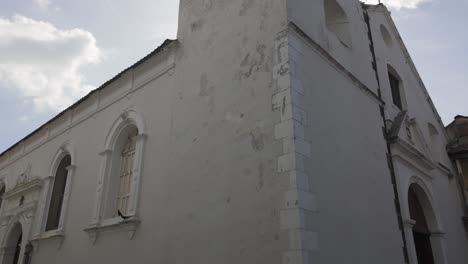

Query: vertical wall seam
<box><xmin>363</xmin><ymin>8</ymin><xmax>410</xmax><ymax>264</ymax></box>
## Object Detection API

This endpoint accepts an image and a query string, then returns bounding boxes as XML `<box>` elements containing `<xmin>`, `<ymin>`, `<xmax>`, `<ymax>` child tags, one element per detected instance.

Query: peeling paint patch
<box><xmin>250</xmin><ymin>128</ymin><xmax>265</xmax><ymax>152</ymax></box>
<box><xmin>237</xmin><ymin>44</ymin><xmax>267</xmax><ymax>80</ymax></box>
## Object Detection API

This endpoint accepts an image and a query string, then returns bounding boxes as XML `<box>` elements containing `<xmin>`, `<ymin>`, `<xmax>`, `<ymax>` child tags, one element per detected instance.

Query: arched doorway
<box><xmin>3</xmin><ymin>223</ymin><xmax>23</xmax><ymax>264</ymax></box>
<box><xmin>408</xmin><ymin>185</ymin><xmax>435</xmax><ymax>264</ymax></box>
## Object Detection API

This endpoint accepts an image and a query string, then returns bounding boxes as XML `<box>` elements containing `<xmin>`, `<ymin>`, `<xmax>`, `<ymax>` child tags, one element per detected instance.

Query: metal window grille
<box><xmin>115</xmin><ymin>135</ymin><xmax>137</xmax><ymax>216</ymax></box>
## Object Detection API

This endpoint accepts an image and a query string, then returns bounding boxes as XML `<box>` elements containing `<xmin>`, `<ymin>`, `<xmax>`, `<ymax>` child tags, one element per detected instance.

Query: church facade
<box><xmin>0</xmin><ymin>0</ymin><xmax>467</xmax><ymax>263</ymax></box>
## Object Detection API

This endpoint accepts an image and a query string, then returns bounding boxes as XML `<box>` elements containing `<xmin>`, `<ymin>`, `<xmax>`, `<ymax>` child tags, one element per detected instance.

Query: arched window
<box><xmin>106</xmin><ymin>125</ymin><xmax>139</xmax><ymax>218</ymax></box>
<box><xmin>324</xmin><ymin>0</ymin><xmax>352</xmax><ymax>47</ymax></box>
<box><xmin>87</xmin><ymin>110</ymin><xmax>146</xmax><ymax>240</ymax></box>
<box><xmin>45</xmin><ymin>155</ymin><xmax>71</xmax><ymax>231</ymax></box>
<box><xmin>380</xmin><ymin>24</ymin><xmax>393</xmax><ymax>47</ymax></box>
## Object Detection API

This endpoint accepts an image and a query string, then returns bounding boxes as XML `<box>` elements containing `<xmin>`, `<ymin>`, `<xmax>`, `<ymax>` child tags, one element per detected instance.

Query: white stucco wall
<box><xmin>0</xmin><ymin>1</ymin><xmax>466</xmax><ymax>264</ymax></box>
<box><xmin>286</xmin><ymin>1</ymin><xmax>404</xmax><ymax>262</ymax></box>
<box><xmin>0</xmin><ymin>0</ymin><xmax>291</xmax><ymax>263</ymax></box>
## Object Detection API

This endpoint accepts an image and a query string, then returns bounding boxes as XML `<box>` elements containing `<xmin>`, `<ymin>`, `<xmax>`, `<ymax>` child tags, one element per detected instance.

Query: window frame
<box><xmin>45</xmin><ymin>154</ymin><xmax>71</xmax><ymax>232</ymax></box>
<box><xmin>115</xmin><ymin>133</ymin><xmax>137</xmax><ymax>216</ymax></box>
<box><xmin>33</xmin><ymin>143</ymin><xmax>76</xmax><ymax>240</ymax></box>
<box><xmin>387</xmin><ymin>65</ymin><xmax>406</xmax><ymax>111</ymax></box>
<box><xmin>87</xmin><ymin>110</ymin><xmax>146</xmax><ymax>238</ymax></box>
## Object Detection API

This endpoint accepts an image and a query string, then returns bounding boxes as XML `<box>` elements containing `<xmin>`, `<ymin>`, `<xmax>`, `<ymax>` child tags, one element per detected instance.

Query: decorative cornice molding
<box><xmin>3</xmin><ymin>179</ymin><xmax>43</xmax><ymax>199</ymax></box>
<box><xmin>1</xmin><ymin>201</ymin><xmax>37</xmax><ymax>218</ymax></box>
<box><xmin>84</xmin><ymin>217</ymin><xmax>141</xmax><ymax>244</ymax></box>
<box><xmin>392</xmin><ymin>138</ymin><xmax>436</xmax><ymax>174</ymax></box>
<box><xmin>31</xmin><ymin>230</ymin><xmax>65</xmax><ymax>252</ymax></box>
<box><xmin>0</xmin><ymin>42</ymin><xmax>177</xmax><ymax>172</ymax></box>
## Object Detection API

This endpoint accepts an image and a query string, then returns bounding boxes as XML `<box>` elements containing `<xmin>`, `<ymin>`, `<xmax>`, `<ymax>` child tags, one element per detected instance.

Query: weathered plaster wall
<box><xmin>0</xmin><ymin>1</ymin><xmax>467</xmax><ymax>264</ymax></box>
<box><xmin>166</xmin><ymin>0</ymin><xmax>289</xmax><ymax>262</ymax></box>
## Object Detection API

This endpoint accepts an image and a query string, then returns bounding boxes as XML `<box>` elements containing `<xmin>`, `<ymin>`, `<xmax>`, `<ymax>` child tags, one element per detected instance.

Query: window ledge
<box><xmin>39</xmin><ymin>229</ymin><xmax>64</xmax><ymax>239</ymax></box>
<box><xmin>84</xmin><ymin>217</ymin><xmax>140</xmax><ymax>244</ymax></box>
<box><xmin>31</xmin><ymin>230</ymin><xmax>65</xmax><ymax>250</ymax></box>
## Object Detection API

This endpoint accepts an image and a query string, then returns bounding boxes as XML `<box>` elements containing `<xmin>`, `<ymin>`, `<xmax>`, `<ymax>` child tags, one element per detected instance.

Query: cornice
<box><xmin>392</xmin><ymin>138</ymin><xmax>436</xmax><ymax>178</ymax></box>
<box><xmin>0</xmin><ymin>41</ymin><xmax>178</xmax><ymax>171</ymax></box>
<box><xmin>3</xmin><ymin>179</ymin><xmax>43</xmax><ymax>199</ymax></box>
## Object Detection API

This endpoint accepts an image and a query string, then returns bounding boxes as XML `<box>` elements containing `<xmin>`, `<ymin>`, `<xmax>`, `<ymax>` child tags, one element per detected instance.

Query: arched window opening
<box><xmin>105</xmin><ymin>125</ymin><xmax>139</xmax><ymax>218</ymax></box>
<box><xmin>324</xmin><ymin>0</ymin><xmax>352</xmax><ymax>47</ymax></box>
<box><xmin>380</xmin><ymin>24</ymin><xmax>393</xmax><ymax>47</ymax></box>
<box><xmin>387</xmin><ymin>65</ymin><xmax>405</xmax><ymax>110</ymax></box>
<box><xmin>409</xmin><ymin>187</ymin><xmax>435</xmax><ymax>264</ymax></box>
<box><xmin>45</xmin><ymin>155</ymin><xmax>71</xmax><ymax>231</ymax></box>
<box><xmin>12</xmin><ymin>233</ymin><xmax>22</xmax><ymax>264</ymax></box>
<box><xmin>90</xmin><ymin>110</ymin><xmax>147</xmax><ymax>231</ymax></box>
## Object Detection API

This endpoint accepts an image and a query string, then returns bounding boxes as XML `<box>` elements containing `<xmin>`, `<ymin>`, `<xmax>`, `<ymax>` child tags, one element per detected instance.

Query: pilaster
<box><xmin>273</xmin><ymin>32</ymin><xmax>318</xmax><ymax>264</ymax></box>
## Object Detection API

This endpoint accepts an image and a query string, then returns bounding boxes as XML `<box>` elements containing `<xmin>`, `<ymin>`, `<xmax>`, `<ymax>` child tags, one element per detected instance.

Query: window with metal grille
<box><xmin>389</xmin><ymin>71</ymin><xmax>402</xmax><ymax>110</ymax></box>
<box><xmin>115</xmin><ymin>133</ymin><xmax>137</xmax><ymax>216</ymax></box>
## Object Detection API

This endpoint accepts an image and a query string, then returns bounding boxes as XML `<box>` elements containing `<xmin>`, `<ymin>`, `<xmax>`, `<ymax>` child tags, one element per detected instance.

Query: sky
<box><xmin>0</xmin><ymin>0</ymin><xmax>466</xmax><ymax>152</ymax></box>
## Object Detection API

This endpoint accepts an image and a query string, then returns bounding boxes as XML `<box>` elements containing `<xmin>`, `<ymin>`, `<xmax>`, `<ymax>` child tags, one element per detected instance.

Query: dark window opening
<box><xmin>12</xmin><ymin>233</ymin><xmax>22</xmax><ymax>264</ymax></box>
<box><xmin>389</xmin><ymin>71</ymin><xmax>403</xmax><ymax>110</ymax></box>
<box><xmin>0</xmin><ymin>185</ymin><xmax>5</xmax><ymax>210</ymax></box>
<box><xmin>45</xmin><ymin>155</ymin><xmax>71</xmax><ymax>231</ymax></box>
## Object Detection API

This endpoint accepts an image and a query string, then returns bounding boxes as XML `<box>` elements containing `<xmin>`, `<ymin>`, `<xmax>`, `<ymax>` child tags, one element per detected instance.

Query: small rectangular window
<box><xmin>389</xmin><ymin>72</ymin><xmax>402</xmax><ymax>110</ymax></box>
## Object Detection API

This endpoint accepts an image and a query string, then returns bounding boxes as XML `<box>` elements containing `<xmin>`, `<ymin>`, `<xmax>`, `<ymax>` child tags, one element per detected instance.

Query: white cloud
<box><xmin>363</xmin><ymin>0</ymin><xmax>430</xmax><ymax>9</ymax></box>
<box><xmin>33</xmin><ymin>0</ymin><xmax>51</xmax><ymax>8</ymax></box>
<box><xmin>0</xmin><ymin>15</ymin><xmax>101</xmax><ymax>112</ymax></box>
